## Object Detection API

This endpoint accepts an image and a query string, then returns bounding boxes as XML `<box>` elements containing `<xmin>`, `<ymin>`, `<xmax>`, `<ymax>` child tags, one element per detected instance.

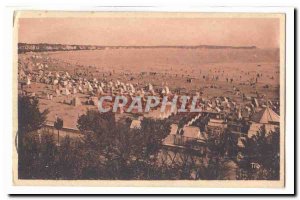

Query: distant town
<box><xmin>18</xmin><ymin>43</ymin><xmax>257</xmax><ymax>53</ymax></box>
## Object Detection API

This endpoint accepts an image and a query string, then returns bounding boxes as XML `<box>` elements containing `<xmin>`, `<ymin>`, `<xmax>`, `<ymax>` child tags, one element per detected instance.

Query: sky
<box><xmin>18</xmin><ymin>17</ymin><xmax>280</xmax><ymax>48</ymax></box>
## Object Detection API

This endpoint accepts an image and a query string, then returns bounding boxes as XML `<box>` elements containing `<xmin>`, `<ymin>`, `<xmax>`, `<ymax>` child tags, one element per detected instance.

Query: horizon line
<box><xmin>18</xmin><ymin>43</ymin><xmax>261</xmax><ymax>49</ymax></box>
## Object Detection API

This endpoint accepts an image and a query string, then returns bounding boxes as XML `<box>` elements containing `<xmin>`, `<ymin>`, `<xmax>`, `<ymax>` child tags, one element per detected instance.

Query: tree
<box><xmin>56</xmin><ymin>136</ymin><xmax>85</xmax><ymax>179</ymax></box>
<box><xmin>197</xmin><ymin>158</ymin><xmax>225</xmax><ymax>180</ymax></box>
<box><xmin>18</xmin><ymin>95</ymin><xmax>48</xmax><ymax>179</ymax></box>
<box><xmin>54</xmin><ymin>117</ymin><xmax>63</xmax><ymax>146</ymax></box>
<box><xmin>18</xmin><ymin>132</ymin><xmax>57</xmax><ymax>179</ymax></box>
<box><xmin>77</xmin><ymin>110</ymin><xmax>116</xmax><ymax>135</ymax></box>
<box><xmin>239</xmin><ymin>126</ymin><xmax>280</xmax><ymax>180</ymax></box>
<box><xmin>202</xmin><ymin>137</ymin><xmax>231</xmax><ymax>180</ymax></box>
<box><xmin>18</xmin><ymin>95</ymin><xmax>48</xmax><ymax>135</ymax></box>
<box><xmin>139</xmin><ymin>118</ymin><xmax>171</xmax><ymax>158</ymax></box>
<box><xmin>223</xmin><ymin>129</ymin><xmax>239</xmax><ymax>158</ymax></box>
<box><xmin>76</xmin><ymin>110</ymin><xmax>171</xmax><ymax>180</ymax></box>
<box><xmin>18</xmin><ymin>132</ymin><xmax>40</xmax><ymax>179</ymax></box>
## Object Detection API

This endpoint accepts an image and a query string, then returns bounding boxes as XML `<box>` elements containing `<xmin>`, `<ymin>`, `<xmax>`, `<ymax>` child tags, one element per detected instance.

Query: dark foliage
<box><xmin>18</xmin><ymin>95</ymin><xmax>48</xmax><ymax>134</ymax></box>
<box><xmin>18</xmin><ymin>102</ymin><xmax>280</xmax><ymax>180</ymax></box>
<box><xmin>239</xmin><ymin>126</ymin><xmax>280</xmax><ymax>180</ymax></box>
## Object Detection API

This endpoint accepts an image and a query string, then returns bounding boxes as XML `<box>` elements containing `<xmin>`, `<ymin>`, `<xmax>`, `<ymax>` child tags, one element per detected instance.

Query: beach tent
<box><xmin>248</xmin><ymin>107</ymin><xmax>280</xmax><ymax>137</ymax></box>
<box><xmin>72</xmin><ymin>87</ymin><xmax>77</xmax><ymax>94</ymax></box>
<box><xmin>78</xmin><ymin>85</ymin><xmax>83</xmax><ymax>93</ymax></box>
<box><xmin>97</xmin><ymin>86</ymin><xmax>103</xmax><ymax>94</ymax></box>
<box><xmin>55</xmin><ymin>89</ymin><xmax>61</xmax><ymax>96</ymax></box>
<box><xmin>26</xmin><ymin>76</ymin><xmax>31</xmax><ymax>85</ymax></box>
<box><xmin>88</xmin><ymin>82</ymin><xmax>93</xmax><ymax>92</ymax></box>
<box><xmin>18</xmin><ymin>68</ymin><xmax>26</xmax><ymax>79</ymax></box>
<box><xmin>61</xmin><ymin>88</ymin><xmax>70</xmax><ymax>95</ymax></box>
<box><xmin>164</xmin><ymin>86</ymin><xmax>170</xmax><ymax>95</ymax></box>
<box><xmin>250</xmin><ymin>107</ymin><xmax>280</xmax><ymax>124</ymax></box>
<box><xmin>72</xmin><ymin>97</ymin><xmax>81</xmax><ymax>106</ymax></box>
<box><xmin>252</xmin><ymin>98</ymin><xmax>259</xmax><ymax>107</ymax></box>
<box><xmin>62</xmin><ymin>80</ymin><xmax>68</xmax><ymax>86</ymax></box>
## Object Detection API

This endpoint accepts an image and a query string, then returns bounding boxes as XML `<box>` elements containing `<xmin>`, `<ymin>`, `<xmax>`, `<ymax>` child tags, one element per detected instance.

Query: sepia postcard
<box><xmin>13</xmin><ymin>11</ymin><xmax>286</xmax><ymax>188</ymax></box>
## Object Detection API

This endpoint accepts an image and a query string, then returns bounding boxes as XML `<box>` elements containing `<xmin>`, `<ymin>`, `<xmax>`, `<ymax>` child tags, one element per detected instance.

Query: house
<box><xmin>130</xmin><ymin>119</ymin><xmax>141</xmax><ymax>129</ymax></box>
<box><xmin>227</xmin><ymin>122</ymin><xmax>248</xmax><ymax>137</ymax></box>
<box><xmin>207</xmin><ymin>118</ymin><xmax>227</xmax><ymax>129</ymax></box>
<box><xmin>144</xmin><ymin>103</ymin><xmax>177</xmax><ymax>119</ymax></box>
<box><xmin>182</xmin><ymin>126</ymin><xmax>206</xmax><ymax>143</ymax></box>
<box><xmin>182</xmin><ymin>126</ymin><xmax>201</xmax><ymax>138</ymax></box>
<box><xmin>163</xmin><ymin>125</ymin><xmax>207</xmax><ymax>157</ymax></box>
<box><xmin>169</xmin><ymin>124</ymin><xmax>179</xmax><ymax>135</ymax></box>
<box><xmin>206</xmin><ymin>118</ymin><xmax>227</xmax><ymax>139</ymax></box>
